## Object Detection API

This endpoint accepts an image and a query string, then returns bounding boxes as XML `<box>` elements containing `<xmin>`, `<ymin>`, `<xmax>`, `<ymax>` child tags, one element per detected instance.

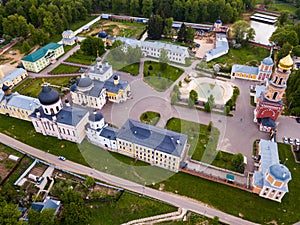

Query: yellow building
<box><xmin>21</xmin><ymin>42</ymin><xmax>64</xmax><ymax>73</ymax></box>
<box><xmin>116</xmin><ymin>119</ymin><xmax>188</xmax><ymax>172</ymax></box>
<box><xmin>0</xmin><ymin>85</ymin><xmax>40</xmax><ymax>121</ymax></box>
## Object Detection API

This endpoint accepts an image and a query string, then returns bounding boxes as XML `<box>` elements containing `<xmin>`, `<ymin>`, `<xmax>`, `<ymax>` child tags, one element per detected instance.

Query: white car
<box><xmin>289</xmin><ymin>138</ymin><xmax>294</xmax><ymax>145</ymax></box>
<box><xmin>283</xmin><ymin>136</ymin><xmax>288</xmax><ymax>144</ymax></box>
<box><xmin>295</xmin><ymin>138</ymin><xmax>300</xmax><ymax>146</ymax></box>
<box><xmin>58</xmin><ymin>156</ymin><xmax>66</xmax><ymax>161</ymax></box>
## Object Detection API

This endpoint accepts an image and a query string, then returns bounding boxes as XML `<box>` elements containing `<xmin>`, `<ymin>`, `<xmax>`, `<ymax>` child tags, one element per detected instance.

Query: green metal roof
<box><xmin>226</xmin><ymin>174</ymin><xmax>234</xmax><ymax>181</ymax></box>
<box><xmin>22</xmin><ymin>42</ymin><xmax>62</xmax><ymax>62</ymax></box>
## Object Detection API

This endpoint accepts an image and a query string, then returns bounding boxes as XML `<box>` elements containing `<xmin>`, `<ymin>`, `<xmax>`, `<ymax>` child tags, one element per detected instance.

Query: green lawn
<box><xmin>90</xmin><ymin>192</ymin><xmax>176</xmax><ymax>225</ymax></box>
<box><xmin>267</xmin><ymin>1</ymin><xmax>298</xmax><ymax>14</ymax></box>
<box><xmin>16</xmin><ymin>77</ymin><xmax>77</xmax><ymax>98</ymax></box>
<box><xmin>0</xmin><ymin>115</ymin><xmax>88</xmax><ymax>166</ymax></box>
<box><xmin>140</xmin><ymin>111</ymin><xmax>161</xmax><ymax>125</ymax></box>
<box><xmin>49</xmin><ymin>64</ymin><xmax>80</xmax><ymax>74</ymax></box>
<box><xmin>12</xmin><ymin>78</ymin><xmax>32</xmax><ymax>93</ymax></box>
<box><xmin>143</xmin><ymin>61</ymin><xmax>184</xmax><ymax>91</ymax></box>
<box><xmin>209</xmin><ymin>45</ymin><xmax>270</xmax><ymax>67</ymax></box>
<box><xmin>65</xmin><ymin>50</ymin><xmax>96</xmax><ymax>65</ymax></box>
<box><xmin>120</xmin><ymin>62</ymin><xmax>140</xmax><ymax>75</ymax></box>
<box><xmin>165</xmin><ymin>118</ymin><xmax>241</xmax><ymax>172</ymax></box>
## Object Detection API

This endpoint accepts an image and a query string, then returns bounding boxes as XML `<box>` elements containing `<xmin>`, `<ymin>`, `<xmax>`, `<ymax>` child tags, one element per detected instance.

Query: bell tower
<box><xmin>254</xmin><ymin>53</ymin><xmax>293</xmax><ymax>129</ymax></box>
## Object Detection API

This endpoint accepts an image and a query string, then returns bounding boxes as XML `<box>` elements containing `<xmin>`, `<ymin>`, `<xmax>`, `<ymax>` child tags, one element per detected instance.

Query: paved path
<box><xmin>0</xmin><ymin>133</ymin><xmax>258</xmax><ymax>225</ymax></box>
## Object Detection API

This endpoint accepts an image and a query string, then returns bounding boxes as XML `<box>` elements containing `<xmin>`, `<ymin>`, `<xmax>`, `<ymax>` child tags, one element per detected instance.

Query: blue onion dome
<box><xmin>2</xmin><ymin>84</ymin><xmax>9</xmax><ymax>92</ymax></box>
<box><xmin>262</xmin><ymin>56</ymin><xmax>274</xmax><ymax>66</ymax></box>
<box><xmin>38</xmin><ymin>86</ymin><xmax>60</xmax><ymax>106</ymax></box>
<box><xmin>269</xmin><ymin>164</ymin><xmax>291</xmax><ymax>182</ymax></box>
<box><xmin>215</xmin><ymin>19</ymin><xmax>222</xmax><ymax>24</ymax></box>
<box><xmin>89</xmin><ymin>110</ymin><xmax>103</xmax><ymax>122</ymax></box>
<box><xmin>98</xmin><ymin>31</ymin><xmax>108</xmax><ymax>38</ymax></box>
<box><xmin>77</xmin><ymin>77</ymin><xmax>92</xmax><ymax>88</ymax></box>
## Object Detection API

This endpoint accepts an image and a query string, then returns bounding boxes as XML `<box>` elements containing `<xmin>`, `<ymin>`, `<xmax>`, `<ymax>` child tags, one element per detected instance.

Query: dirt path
<box><xmin>0</xmin><ymin>49</ymin><xmax>24</xmax><ymax>74</ymax></box>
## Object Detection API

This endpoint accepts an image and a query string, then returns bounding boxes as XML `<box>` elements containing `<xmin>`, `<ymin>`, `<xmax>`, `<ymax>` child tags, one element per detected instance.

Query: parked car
<box><xmin>289</xmin><ymin>138</ymin><xmax>294</xmax><ymax>145</ymax></box>
<box><xmin>283</xmin><ymin>136</ymin><xmax>288</xmax><ymax>144</ymax></box>
<box><xmin>295</xmin><ymin>138</ymin><xmax>300</xmax><ymax>146</ymax></box>
<box><xmin>36</xmin><ymin>176</ymin><xmax>44</xmax><ymax>185</ymax></box>
<box><xmin>58</xmin><ymin>156</ymin><xmax>66</xmax><ymax>161</ymax></box>
<box><xmin>296</xmin><ymin>118</ymin><xmax>300</xmax><ymax>123</ymax></box>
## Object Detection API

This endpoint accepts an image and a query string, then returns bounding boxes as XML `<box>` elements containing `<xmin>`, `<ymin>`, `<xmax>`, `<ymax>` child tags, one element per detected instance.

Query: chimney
<box><xmin>113</xmin><ymin>75</ymin><xmax>119</xmax><ymax>86</ymax></box>
<box><xmin>65</xmin><ymin>99</ymin><xmax>71</xmax><ymax>107</ymax></box>
<box><xmin>0</xmin><ymin>66</ymin><xmax>4</xmax><ymax>79</ymax></box>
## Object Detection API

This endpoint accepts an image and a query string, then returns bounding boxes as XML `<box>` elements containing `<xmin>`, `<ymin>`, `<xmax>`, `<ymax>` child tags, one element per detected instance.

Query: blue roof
<box><xmin>100</xmin><ymin>126</ymin><xmax>118</xmax><ymax>140</ymax></box>
<box><xmin>231</xmin><ymin>64</ymin><xmax>259</xmax><ymax>75</ymax></box>
<box><xmin>259</xmin><ymin>139</ymin><xmax>279</xmax><ymax>172</ymax></box>
<box><xmin>31</xmin><ymin>105</ymin><xmax>88</xmax><ymax>126</ymax></box>
<box><xmin>117</xmin><ymin>119</ymin><xmax>187</xmax><ymax>157</ymax></box>
<box><xmin>0</xmin><ymin>68</ymin><xmax>26</xmax><ymax>83</ymax></box>
<box><xmin>89</xmin><ymin>111</ymin><xmax>103</xmax><ymax>122</ymax></box>
<box><xmin>22</xmin><ymin>42</ymin><xmax>62</xmax><ymax>62</ymax></box>
<box><xmin>262</xmin><ymin>57</ymin><xmax>274</xmax><ymax>66</ymax></box>
<box><xmin>261</xmin><ymin>117</ymin><xmax>276</xmax><ymax>128</ymax></box>
<box><xmin>215</xmin><ymin>19</ymin><xmax>222</xmax><ymax>24</ymax></box>
<box><xmin>104</xmin><ymin>76</ymin><xmax>128</xmax><ymax>94</ymax></box>
<box><xmin>269</xmin><ymin>164</ymin><xmax>291</xmax><ymax>182</ymax></box>
<box><xmin>98</xmin><ymin>31</ymin><xmax>108</xmax><ymax>38</ymax></box>
<box><xmin>62</xmin><ymin>30</ymin><xmax>73</xmax><ymax>36</ymax></box>
<box><xmin>31</xmin><ymin>202</ymin><xmax>44</xmax><ymax>212</ymax></box>
<box><xmin>77</xmin><ymin>77</ymin><xmax>93</xmax><ymax>88</ymax></box>
<box><xmin>206</xmin><ymin>40</ymin><xmax>229</xmax><ymax>57</ymax></box>
<box><xmin>31</xmin><ymin>198</ymin><xmax>60</xmax><ymax>214</ymax></box>
<box><xmin>38</xmin><ymin>86</ymin><xmax>60</xmax><ymax>106</ymax></box>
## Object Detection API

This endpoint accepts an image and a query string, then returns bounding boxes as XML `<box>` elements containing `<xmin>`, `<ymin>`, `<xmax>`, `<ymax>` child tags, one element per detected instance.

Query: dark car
<box><xmin>36</xmin><ymin>177</ymin><xmax>44</xmax><ymax>185</ymax></box>
<box><xmin>296</xmin><ymin>118</ymin><xmax>300</xmax><ymax>123</ymax></box>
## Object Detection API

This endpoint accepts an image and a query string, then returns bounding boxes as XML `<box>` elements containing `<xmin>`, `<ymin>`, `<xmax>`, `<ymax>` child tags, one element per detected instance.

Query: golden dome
<box><xmin>278</xmin><ymin>53</ymin><xmax>293</xmax><ymax>70</ymax></box>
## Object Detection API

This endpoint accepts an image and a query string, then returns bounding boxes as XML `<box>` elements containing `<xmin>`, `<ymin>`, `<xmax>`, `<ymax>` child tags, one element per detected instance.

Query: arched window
<box><xmin>273</xmin><ymin>76</ymin><xmax>278</xmax><ymax>83</ymax></box>
<box><xmin>272</xmin><ymin>92</ymin><xmax>278</xmax><ymax>100</ymax></box>
<box><xmin>279</xmin><ymin>78</ymin><xmax>283</xmax><ymax>85</ymax></box>
<box><xmin>56</xmin><ymin>106</ymin><xmax>59</xmax><ymax>112</ymax></box>
<box><xmin>50</xmin><ymin>108</ymin><xmax>54</xmax><ymax>115</ymax></box>
<box><xmin>45</xmin><ymin>108</ymin><xmax>48</xmax><ymax>114</ymax></box>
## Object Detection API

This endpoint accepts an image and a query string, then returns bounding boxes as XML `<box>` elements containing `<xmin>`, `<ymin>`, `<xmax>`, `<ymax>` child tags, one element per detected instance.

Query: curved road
<box><xmin>0</xmin><ymin>132</ymin><xmax>258</xmax><ymax>225</ymax></box>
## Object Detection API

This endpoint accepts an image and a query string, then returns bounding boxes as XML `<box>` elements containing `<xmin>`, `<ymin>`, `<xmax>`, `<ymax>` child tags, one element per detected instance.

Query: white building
<box><xmin>0</xmin><ymin>85</ymin><xmax>40</xmax><ymax>121</ymax></box>
<box><xmin>62</xmin><ymin>30</ymin><xmax>77</xmax><ymax>46</ymax></box>
<box><xmin>30</xmin><ymin>86</ymin><xmax>89</xmax><ymax>143</ymax></box>
<box><xmin>87</xmin><ymin>58</ymin><xmax>113</xmax><ymax>82</ymax></box>
<box><xmin>205</xmin><ymin>33</ymin><xmax>229</xmax><ymax>62</ymax></box>
<box><xmin>116</xmin><ymin>37</ymin><xmax>189</xmax><ymax>64</ymax></box>
<box><xmin>253</xmin><ymin>139</ymin><xmax>292</xmax><ymax>202</ymax></box>
<box><xmin>86</xmin><ymin>110</ymin><xmax>118</xmax><ymax>150</ymax></box>
<box><xmin>0</xmin><ymin>68</ymin><xmax>28</xmax><ymax>89</ymax></box>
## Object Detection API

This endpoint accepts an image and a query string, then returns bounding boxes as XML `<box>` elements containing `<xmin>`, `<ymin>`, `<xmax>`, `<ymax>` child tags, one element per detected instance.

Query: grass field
<box><xmin>49</xmin><ymin>64</ymin><xmax>80</xmax><ymax>74</ymax></box>
<box><xmin>140</xmin><ymin>111</ymin><xmax>161</xmax><ymax>125</ymax></box>
<box><xmin>143</xmin><ymin>61</ymin><xmax>184</xmax><ymax>92</ymax></box>
<box><xmin>120</xmin><ymin>62</ymin><xmax>140</xmax><ymax>75</ymax></box>
<box><xmin>209</xmin><ymin>45</ymin><xmax>270</xmax><ymax>67</ymax></box>
<box><xmin>267</xmin><ymin>1</ymin><xmax>298</xmax><ymax>14</ymax></box>
<box><xmin>15</xmin><ymin>77</ymin><xmax>77</xmax><ymax>98</ymax></box>
<box><xmin>90</xmin><ymin>192</ymin><xmax>176</xmax><ymax>225</ymax></box>
<box><xmin>65</xmin><ymin>50</ymin><xmax>96</xmax><ymax>65</ymax></box>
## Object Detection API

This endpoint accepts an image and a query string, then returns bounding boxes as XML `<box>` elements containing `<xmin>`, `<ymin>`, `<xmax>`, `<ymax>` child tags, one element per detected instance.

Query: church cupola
<box><xmin>2</xmin><ymin>84</ymin><xmax>11</xmax><ymax>96</ymax></box>
<box><xmin>88</xmin><ymin>110</ymin><xmax>105</xmax><ymax>130</ymax></box>
<box><xmin>278</xmin><ymin>53</ymin><xmax>293</xmax><ymax>71</ymax></box>
<box><xmin>113</xmin><ymin>75</ymin><xmax>119</xmax><ymax>86</ymax></box>
<box><xmin>38</xmin><ymin>85</ymin><xmax>62</xmax><ymax>116</ymax></box>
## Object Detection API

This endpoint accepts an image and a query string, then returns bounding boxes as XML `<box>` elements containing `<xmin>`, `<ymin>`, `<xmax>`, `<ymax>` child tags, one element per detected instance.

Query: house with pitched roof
<box><xmin>0</xmin><ymin>68</ymin><xmax>28</xmax><ymax>89</ymax></box>
<box><xmin>116</xmin><ymin>119</ymin><xmax>188</xmax><ymax>172</ymax></box>
<box><xmin>205</xmin><ymin>33</ymin><xmax>229</xmax><ymax>62</ymax></box>
<box><xmin>31</xmin><ymin>197</ymin><xmax>61</xmax><ymax>215</ymax></box>
<box><xmin>21</xmin><ymin>42</ymin><xmax>64</xmax><ymax>73</ymax></box>
<box><xmin>0</xmin><ymin>85</ymin><xmax>40</xmax><ymax>121</ymax></box>
<box><xmin>62</xmin><ymin>30</ymin><xmax>77</xmax><ymax>46</ymax></box>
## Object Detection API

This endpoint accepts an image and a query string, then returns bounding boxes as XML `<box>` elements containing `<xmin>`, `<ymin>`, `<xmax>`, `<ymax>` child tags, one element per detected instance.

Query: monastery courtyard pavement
<box><xmin>100</xmin><ymin>60</ymin><xmax>299</xmax><ymax>173</ymax></box>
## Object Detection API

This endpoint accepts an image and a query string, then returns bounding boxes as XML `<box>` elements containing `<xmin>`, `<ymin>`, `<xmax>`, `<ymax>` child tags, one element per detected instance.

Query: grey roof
<box><xmin>70</xmin><ymin>80</ymin><xmax>105</xmax><ymax>97</ymax></box>
<box><xmin>117</xmin><ymin>119</ymin><xmax>187</xmax><ymax>157</ymax></box>
<box><xmin>104</xmin><ymin>76</ymin><xmax>128</xmax><ymax>94</ymax></box>
<box><xmin>261</xmin><ymin>117</ymin><xmax>276</xmax><ymax>128</ymax></box>
<box><xmin>31</xmin><ymin>202</ymin><xmax>44</xmax><ymax>212</ymax></box>
<box><xmin>31</xmin><ymin>198</ymin><xmax>60</xmax><ymax>214</ymax></box>
<box><xmin>62</xmin><ymin>30</ymin><xmax>73</xmax><ymax>36</ymax></box>
<box><xmin>31</xmin><ymin>105</ymin><xmax>88</xmax><ymax>126</ymax></box>
<box><xmin>0</xmin><ymin>91</ymin><xmax>40</xmax><ymax>111</ymax></box>
<box><xmin>262</xmin><ymin>57</ymin><xmax>274</xmax><ymax>66</ymax></box>
<box><xmin>206</xmin><ymin>37</ymin><xmax>229</xmax><ymax>57</ymax></box>
<box><xmin>88</xmin><ymin>63</ymin><xmax>112</xmax><ymax>77</ymax></box>
<box><xmin>0</xmin><ymin>68</ymin><xmax>26</xmax><ymax>83</ymax></box>
<box><xmin>89</xmin><ymin>111</ymin><xmax>103</xmax><ymax>122</ymax></box>
<box><xmin>116</xmin><ymin>37</ymin><xmax>189</xmax><ymax>55</ymax></box>
<box><xmin>38</xmin><ymin>86</ymin><xmax>60</xmax><ymax>106</ymax></box>
<box><xmin>269</xmin><ymin>164</ymin><xmax>291</xmax><ymax>182</ymax></box>
<box><xmin>253</xmin><ymin>170</ymin><xmax>264</xmax><ymax>187</ymax></box>
<box><xmin>231</xmin><ymin>64</ymin><xmax>259</xmax><ymax>75</ymax></box>
<box><xmin>100</xmin><ymin>126</ymin><xmax>118</xmax><ymax>140</ymax></box>
<box><xmin>255</xmin><ymin>85</ymin><xmax>266</xmax><ymax>99</ymax></box>
<box><xmin>77</xmin><ymin>77</ymin><xmax>93</xmax><ymax>88</ymax></box>
<box><xmin>259</xmin><ymin>139</ymin><xmax>279</xmax><ymax>172</ymax></box>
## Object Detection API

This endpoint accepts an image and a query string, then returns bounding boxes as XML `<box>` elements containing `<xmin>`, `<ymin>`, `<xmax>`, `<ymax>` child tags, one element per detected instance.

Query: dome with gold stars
<box><xmin>278</xmin><ymin>53</ymin><xmax>293</xmax><ymax>70</ymax></box>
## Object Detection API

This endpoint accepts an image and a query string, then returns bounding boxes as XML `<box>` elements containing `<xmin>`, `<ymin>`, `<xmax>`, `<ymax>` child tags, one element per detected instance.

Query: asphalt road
<box><xmin>0</xmin><ymin>132</ymin><xmax>258</xmax><ymax>225</ymax></box>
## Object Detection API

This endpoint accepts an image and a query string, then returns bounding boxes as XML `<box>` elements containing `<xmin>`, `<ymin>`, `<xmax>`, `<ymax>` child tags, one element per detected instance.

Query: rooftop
<box><xmin>0</xmin><ymin>68</ymin><xmax>27</xmax><ymax>83</ymax></box>
<box><xmin>22</xmin><ymin>42</ymin><xmax>62</xmax><ymax>62</ymax></box>
<box><xmin>231</xmin><ymin>64</ymin><xmax>259</xmax><ymax>75</ymax></box>
<box><xmin>117</xmin><ymin>119</ymin><xmax>187</xmax><ymax>157</ymax></box>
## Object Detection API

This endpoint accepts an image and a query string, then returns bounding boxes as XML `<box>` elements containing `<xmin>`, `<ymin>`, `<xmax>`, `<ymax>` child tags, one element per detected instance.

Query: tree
<box><xmin>20</xmin><ymin>40</ymin><xmax>31</xmax><ymax>53</ymax></box>
<box><xmin>147</xmin><ymin>14</ymin><xmax>163</xmax><ymax>40</ymax></box>
<box><xmin>159</xmin><ymin>48</ymin><xmax>169</xmax><ymax>70</ymax></box>
<box><xmin>231</xmin><ymin>20</ymin><xmax>255</xmax><ymax>45</ymax></box>
<box><xmin>127</xmin><ymin>46</ymin><xmax>143</xmax><ymax>64</ymax></box>
<box><xmin>278</xmin><ymin>10</ymin><xmax>289</xmax><ymax>26</ymax></box>
<box><xmin>163</xmin><ymin>17</ymin><xmax>173</xmax><ymax>38</ymax></box>
<box><xmin>0</xmin><ymin>200</ymin><xmax>22</xmax><ymax>225</ymax></box>
<box><xmin>231</xmin><ymin>153</ymin><xmax>244</xmax><ymax>173</ymax></box>
<box><xmin>185</xmin><ymin>27</ymin><xmax>195</xmax><ymax>42</ymax></box>
<box><xmin>28</xmin><ymin>208</ymin><xmax>56</xmax><ymax>225</ymax></box>
<box><xmin>3</xmin><ymin>14</ymin><xmax>29</xmax><ymax>37</ymax></box>
<box><xmin>141</xmin><ymin>0</ymin><xmax>153</xmax><ymax>18</ymax></box>
<box><xmin>270</xmin><ymin>26</ymin><xmax>299</xmax><ymax>47</ymax></box>
<box><xmin>204</xmin><ymin>94</ymin><xmax>214</xmax><ymax>112</ymax></box>
<box><xmin>277</xmin><ymin>42</ymin><xmax>292</xmax><ymax>61</ymax></box>
<box><xmin>177</xmin><ymin>23</ymin><xmax>186</xmax><ymax>42</ymax></box>
<box><xmin>81</xmin><ymin>36</ymin><xmax>105</xmax><ymax>56</ymax></box>
<box><xmin>111</xmin><ymin>40</ymin><xmax>123</xmax><ymax>49</ymax></box>
<box><xmin>130</xmin><ymin>0</ymin><xmax>140</xmax><ymax>16</ymax></box>
<box><xmin>84</xmin><ymin>176</ymin><xmax>95</xmax><ymax>189</ymax></box>
<box><xmin>188</xmin><ymin>90</ymin><xmax>198</xmax><ymax>108</ymax></box>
